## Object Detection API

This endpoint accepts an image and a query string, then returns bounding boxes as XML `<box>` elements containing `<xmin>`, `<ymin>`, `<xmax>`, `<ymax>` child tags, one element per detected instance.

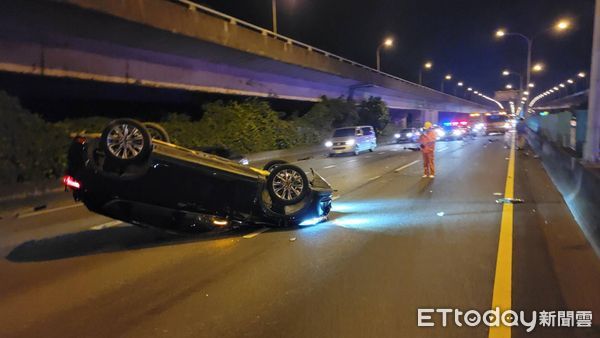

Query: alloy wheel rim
<box><xmin>272</xmin><ymin>169</ymin><xmax>304</xmax><ymax>201</ymax></box>
<box><xmin>106</xmin><ymin>124</ymin><xmax>144</xmax><ymax>159</ymax></box>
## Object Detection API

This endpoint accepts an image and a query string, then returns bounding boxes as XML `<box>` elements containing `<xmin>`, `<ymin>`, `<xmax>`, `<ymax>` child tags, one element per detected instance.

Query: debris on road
<box><xmin>289</xmin><ymin>237</ymin><xmax>297</xmax><ymax>242</ymax></box>
<box><xmin>496</xmin><ymin>198</ymin><xmax>525</xmax><ymax>204</ymax></box>
<box><xmin>33</xmin><ymin>204</ymin><xmax>47</xmax><ymax>211</ymax></box>
<box><xmin>493</xmin><ymin>192</ymin><xmax>503</xmax><ymax>196</ymax></box>
<box><xmin>436</xmin><ymin>212</ymin><xmax>445</xmax><ymax>216</ymax></box>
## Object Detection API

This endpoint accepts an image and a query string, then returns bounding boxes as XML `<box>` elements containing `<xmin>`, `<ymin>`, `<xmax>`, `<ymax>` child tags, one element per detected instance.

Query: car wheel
<box><xmin>144</xmin><ymin>122</ymin><xmax>170</xmax><ymax>143</ymax></box>
<box><xmin>100</xmin><ymin>119</ymin><xmax>151</xmax><ymax>163</ymax></box>
<box><xmin>267</xmin><ymin>164</ymin><xmax>309</xmax><ymax>205</ymax></box>
<box><xmin>353</xmin><ymin>148</ymin><xmax>359</xmax><ymax>156</ymax></box>
<box><xmin>263</xmin><ymin>159</ymin><xmax>288</xmax><ymax>172</ymax></box>
<box><xmin>369</xmin><ymin>147</ymin><xmax>374</xmax><ymax>152</ymax></box>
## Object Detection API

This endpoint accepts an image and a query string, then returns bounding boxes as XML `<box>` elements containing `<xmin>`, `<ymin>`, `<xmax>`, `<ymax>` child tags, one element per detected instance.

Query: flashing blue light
<box><xmin>442</xmin><ymin>122</ymin><xmax>452</xmax><ymax>126</ymax></box>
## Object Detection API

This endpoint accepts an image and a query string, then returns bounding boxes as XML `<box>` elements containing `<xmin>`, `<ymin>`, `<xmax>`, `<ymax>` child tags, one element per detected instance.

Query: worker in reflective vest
<box><xmin>419</xmin><ymin>121</ymin><xmax>437</xmax><ymax>178</ymax></box>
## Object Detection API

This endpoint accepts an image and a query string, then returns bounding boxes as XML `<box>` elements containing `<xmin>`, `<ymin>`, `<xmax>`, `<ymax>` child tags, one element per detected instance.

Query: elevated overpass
<box><xmin>0</xmin><ymin>0</ymin><xmax>497</xmax><ymax>121</ymax></box>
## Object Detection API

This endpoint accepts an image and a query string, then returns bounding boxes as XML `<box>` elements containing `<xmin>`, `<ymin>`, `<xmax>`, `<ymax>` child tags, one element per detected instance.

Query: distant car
<box><xmin>483</xmin><ymin>114</ymin><xmax>511</xmax><ymax>135</ymax></box>
<box><xmin>64</xmin><ymin>119</ymin><xmax>333</xmax><ymax>232</ymax></box>
<box><xmin>394</xmin><ymin>128</ymin><xmax>421</xmax><ymax>143</ymax></box>
<box><xmin>325</xmin><ymin>126</ymin><xmax>377</xmax><ymax>156</ymax></box>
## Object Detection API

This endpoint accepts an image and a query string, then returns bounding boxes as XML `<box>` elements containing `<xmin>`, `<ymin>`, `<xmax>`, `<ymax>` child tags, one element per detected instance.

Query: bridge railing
<box><xmin>170</xmin><ymin>0</ymin><xmax>487</xmax><ymax>107</ymax></box>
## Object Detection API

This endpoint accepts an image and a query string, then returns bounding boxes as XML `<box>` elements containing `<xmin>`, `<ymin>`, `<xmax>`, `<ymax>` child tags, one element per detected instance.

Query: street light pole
<box><xmin>376</xmin><ymin>45</ymin><xmax>382</xmax><ymax>71</ymax></box>
<box><xmin>272</xmin><ymin>0</ymin><xmax>278</xmax><ymax>34</ymax></box>
<box><xmin>375</xmin><ymin>38</ymin><xmax>393</xmax><ymax>71</ymax></box>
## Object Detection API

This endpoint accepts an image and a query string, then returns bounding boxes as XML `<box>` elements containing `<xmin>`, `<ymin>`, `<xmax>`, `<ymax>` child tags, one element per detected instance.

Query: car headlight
<box><xmin>239</xmin><ymin>158</ymin><xmax>249</xmax><ymax>166</ymax></box>
<box><xmin>406</xmin><ymin>132</ymin><xmax>413</xmax><ymax>137</ymax></box>
<box><xmin>437</xmin><ymin>130</ymin><xmax>446</xmax><ymax>137</ymax></box>
<box><xmin>325</xmin><ymin>141</ymin><xmax>333</xmax><ymax>147</ymax></box>
<box><xmin>394</xmin><ymin>133</ymin><xmax>401</xmax><ymax>138</ymax></box>
<box><xmin>346</xmin><ymin>139</ymin><xmax>355</xmax><ymax>146</ymax></box>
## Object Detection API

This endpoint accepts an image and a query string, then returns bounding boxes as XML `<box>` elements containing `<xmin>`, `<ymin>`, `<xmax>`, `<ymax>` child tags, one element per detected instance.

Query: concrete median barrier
<box><xmin>527</xmin><ymin>129</ymin><xmax>600</xmax><ymax>256</ymax></box>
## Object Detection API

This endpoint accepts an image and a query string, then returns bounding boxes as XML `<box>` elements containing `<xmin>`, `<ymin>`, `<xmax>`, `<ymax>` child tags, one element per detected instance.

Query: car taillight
<box><xmin>62</xmin><ymin>175</ymin><xmax>81</xmax><ymax>190</ymax></box>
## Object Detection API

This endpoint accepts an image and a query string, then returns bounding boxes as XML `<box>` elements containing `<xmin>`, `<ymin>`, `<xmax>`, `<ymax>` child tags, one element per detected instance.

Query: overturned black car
<box><xmin>64</xmin><ymin>119</ymin><xmax>333</xmax><ymax>232</ymax></box>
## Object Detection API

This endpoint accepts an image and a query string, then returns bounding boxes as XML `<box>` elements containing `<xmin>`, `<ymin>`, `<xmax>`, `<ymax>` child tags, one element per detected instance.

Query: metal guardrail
<box><xmin>171</xmin><ymin>0</ymin><xmax>491</xmax><ymax>107</ymax></box>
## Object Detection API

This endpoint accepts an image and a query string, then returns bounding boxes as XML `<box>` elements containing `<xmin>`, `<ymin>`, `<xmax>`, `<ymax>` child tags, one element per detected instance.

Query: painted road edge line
<box><xmin>18</xmin><ymin>203</ymin><xmax>84</xmax><ymax>219</ymax></box>
<box><xmin>394</xmin><ymin>160</ymin><xmax>420</xmax><ymax>172</ymax></box>
<box><xmin>243</xmin><ymin>227</ymin><xmax>269</xmax><ymax>239</ymax></box>
<box><xmin>488</xmin><ymin>132</ymin><xmax>515</xmax><ymax>338</ymax></box>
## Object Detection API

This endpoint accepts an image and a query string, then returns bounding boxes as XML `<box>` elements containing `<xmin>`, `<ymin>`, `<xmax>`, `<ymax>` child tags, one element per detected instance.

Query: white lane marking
<box><xmin>90</xmin><ymin>220</ymin><xmax>124</xmax><ymax>230</ymax></box>
<box><xmin>243</xmin><ymin>227</ymin><xmax>269</xmax><ymax>239</ymax></box>
<box><xmin>18</xmin><ymin>203</ymin><xmax>84</xmax><ymax>218</ymax></box>
<box><xmin>368</xmin><ymin>175</ymin><xmax>381</xmax><ymax>181</ymax></box>
<box><xmin>394</xmin><ymin>160</ymin><xmax>420</xmax><ymax>172</ymax></box>
<box><xmin>323</xmin><ymin>165</ymin><xmax>336</xmax><ymax>169</ymax></box>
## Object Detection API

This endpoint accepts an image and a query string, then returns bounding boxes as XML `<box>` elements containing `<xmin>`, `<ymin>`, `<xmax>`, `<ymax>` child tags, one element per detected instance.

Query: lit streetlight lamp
<box><xmin>418</xmin><ymin>61</ymin><xmax>433</xmax><ymax>85</ymax></box>
<box><xmin>376</xmin><ymin>37</ymin><xmax>394</xmax><ymax>71</ymax></box>
<box><xmin>506</xmin><ymin>84</ymin><xmax>513</xmax><ymax>89</ymax></box>
<box><xmin>441</xmin><ymin>74</ymin><xmax>452</xmax><ymax>92</ymax></box>
<box><xmin>495</xmin><ymin>19</ymin><xmax>571</xmax><ymax>114</ymax></box>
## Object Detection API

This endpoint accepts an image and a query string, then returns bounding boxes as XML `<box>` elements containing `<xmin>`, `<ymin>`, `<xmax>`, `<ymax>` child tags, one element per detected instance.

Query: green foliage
<box><xmin>301</xmin><ymin>96</ymin><xmax>358</xmax><ymax>130</ymax></box>
<box><xmin>0</xmin><ymin>92</ymin><xmax>69</xmax><ymax>183</ymax></box>
<box><xmin>0</xmin><ymin>92</ymin><xmax>389</xmax><ymax>185</ymax></box>
<box><xmin>358</xmin><ymin>96</ymin><xmax>390</xmax><ymax>134</ymax></box>
<box><xmin>162</xmin><ymin>99</ymin><xmax>301</xmax><ymax>153</ymax></box>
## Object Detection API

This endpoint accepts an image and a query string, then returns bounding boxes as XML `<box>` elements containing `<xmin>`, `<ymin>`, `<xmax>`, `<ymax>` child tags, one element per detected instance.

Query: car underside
<box><xmin>64</xmin><ymin>119</ymin><xmax>333</xmax><ymax>232</ymax></box>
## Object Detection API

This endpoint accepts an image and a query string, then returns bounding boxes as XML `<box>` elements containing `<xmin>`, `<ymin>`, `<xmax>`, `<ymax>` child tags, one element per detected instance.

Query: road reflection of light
<box><xmin>331</xmin><ymin>200</ymin><xmax>412</xmax><ymax>214</ymax></box>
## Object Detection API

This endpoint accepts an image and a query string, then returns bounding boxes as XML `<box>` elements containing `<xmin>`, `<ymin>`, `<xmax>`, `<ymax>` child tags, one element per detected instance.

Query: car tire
<box><xmin>100</xmin><ymin>119</ymin><xmax>152</xmax><ymax>163</ymax></box>
<box><xmin>263</xmin><ymin>159</ymin><xmax>288</xmax><ymax>172</ymax></box>
<box><xmin>266</xmin><ymin>164</ymin><xmax>309</xmax><ymax>205</ymax></box>
<box><xmin>144</xmin><ymin>122</ymin><xmax>170</xmax><ymax>143</ymax></box>
<box><xmin>369</xmin><ymin>148</ymin><xmax>374</xmax><ymax>152</ymax></box>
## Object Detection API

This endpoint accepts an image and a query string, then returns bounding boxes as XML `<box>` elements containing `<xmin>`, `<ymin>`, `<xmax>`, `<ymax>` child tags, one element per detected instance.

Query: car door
<box><xmin>355</xmin><ymin>128</ymin><xmax>364</xmax><ymax>151</ymax></box>
<box><xmin>362</xmin><ymin>127</ymin><xmax>376</xmax><ymax>149</ymax></box>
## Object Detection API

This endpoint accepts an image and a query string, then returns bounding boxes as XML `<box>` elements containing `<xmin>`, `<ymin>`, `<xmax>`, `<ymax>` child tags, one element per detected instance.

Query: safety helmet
<box><xmin>424</xmin><ymin>121</ymin><xmax>433</xmax><ymax>129</ymax></box>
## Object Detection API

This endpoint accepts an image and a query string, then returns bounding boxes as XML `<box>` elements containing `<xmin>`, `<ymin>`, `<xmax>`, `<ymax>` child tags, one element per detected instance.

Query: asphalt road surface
<box><xmin>1</xmin><ymin>134</ymin><xmax>599</xmax><ymax>338</ymax></box>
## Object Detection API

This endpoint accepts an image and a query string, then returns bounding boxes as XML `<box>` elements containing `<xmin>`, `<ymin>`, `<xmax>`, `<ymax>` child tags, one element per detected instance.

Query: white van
<box><xmin>325</xmin><ymin>126</ymin><xmax>377</xmax><ymax>156</ymax></box>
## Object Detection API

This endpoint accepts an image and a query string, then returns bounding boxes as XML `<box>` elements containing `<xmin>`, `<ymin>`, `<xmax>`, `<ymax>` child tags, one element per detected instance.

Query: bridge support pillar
<box><xmin>418</xmin><ymin>110</ymin><xmax>439</xmax><ymax>127</ymax></box>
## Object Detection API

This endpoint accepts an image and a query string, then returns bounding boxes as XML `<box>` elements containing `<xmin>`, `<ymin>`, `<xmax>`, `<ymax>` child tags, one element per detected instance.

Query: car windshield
<box><xmin>333</xmin><ymin>128</ymin><xmax>356</xmax><ymax>137</ymax></box>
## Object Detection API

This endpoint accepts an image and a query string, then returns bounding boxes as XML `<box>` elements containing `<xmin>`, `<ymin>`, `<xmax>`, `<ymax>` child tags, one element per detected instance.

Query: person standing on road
<box><xmin>419</xmin><ymin>121</ymin><xmax>437</xmax><ymax>178</ymax></box>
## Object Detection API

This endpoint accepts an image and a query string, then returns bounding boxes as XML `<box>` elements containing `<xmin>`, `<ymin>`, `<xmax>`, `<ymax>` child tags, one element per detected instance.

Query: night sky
<box><xmin>196</xmin><ymin>0</ymin><xmax>594</xmax><ymax>97</ymax></box>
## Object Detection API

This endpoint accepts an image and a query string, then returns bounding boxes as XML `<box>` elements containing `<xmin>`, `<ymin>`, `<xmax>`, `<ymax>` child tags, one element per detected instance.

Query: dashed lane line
<box><xmin>242</xmin><ymin>227</ymin><xmax>269</xmax><ymax>239</ymax></box>
<box><xmin>90</xmin><ymin>220</ymin><xmax>125</xmax><ymax>231</ymax></box>
<box><xmin>394</xmin><ymin>160</ymin><xmax>421</xmax><ymax>172</ymax></box>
